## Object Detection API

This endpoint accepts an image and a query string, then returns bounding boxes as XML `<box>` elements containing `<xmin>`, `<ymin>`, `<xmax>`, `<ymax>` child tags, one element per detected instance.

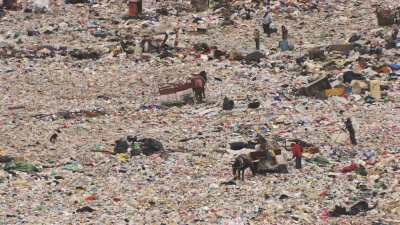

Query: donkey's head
<box><xmin>199</xmin><ymin>71</ymin><xmax>207</xmax><ymax>82</ymax></box>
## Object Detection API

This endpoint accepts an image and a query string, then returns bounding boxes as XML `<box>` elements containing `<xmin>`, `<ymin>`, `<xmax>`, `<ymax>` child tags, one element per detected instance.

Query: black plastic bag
<box><xmin>343</xmin><ymin>71</ymin><xmax>365</xmax><ymax>83</ymax></box>
<box><xmin>138</xmin><ymin>138</ymin><xmax>164</xmax><ymax>156</ymax></box>
<box><xmin>223</xmin><ymin>97</ymin><xmax>234</xmax><ymax>110</ymax></box>
<box><xmin>229</xmin><ymin>142</ymin><xmax>248</xmax><ymax>150</ymax></box>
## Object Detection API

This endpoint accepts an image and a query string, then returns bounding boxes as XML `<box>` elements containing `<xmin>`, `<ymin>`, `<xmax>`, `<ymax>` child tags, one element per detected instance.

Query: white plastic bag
<box><xmin>33</xmin><ymin>0</ymin><xmax>50</xmax><ymax>13</ymax></box>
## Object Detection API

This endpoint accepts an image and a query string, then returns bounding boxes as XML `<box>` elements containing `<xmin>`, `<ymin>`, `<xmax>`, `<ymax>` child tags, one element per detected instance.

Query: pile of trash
<box><xmin>0</xmin><ymin>0</ymin><xmax>400</xmax><ymax>224</ymax></box>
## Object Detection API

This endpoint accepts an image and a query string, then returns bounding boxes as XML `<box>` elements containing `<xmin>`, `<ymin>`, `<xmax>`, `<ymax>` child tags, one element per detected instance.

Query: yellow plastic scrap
<box><xmin>14</xmin><ymin>179</ymin><xmax>31</xmax><ymax>188</ymax></box>
<box><xmin>117</xmin><ymin>153</ymin><xmax>128</xmax><ymax>162</ymax></box>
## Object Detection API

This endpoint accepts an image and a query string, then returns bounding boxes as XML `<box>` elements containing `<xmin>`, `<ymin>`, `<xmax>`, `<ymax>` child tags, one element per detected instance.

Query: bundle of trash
<box><xmin>114</xmin><ymin>135</ymin><xmax>165</xmax><ymax>156</ymax></box>
<box><xmin>231</xmin><ymin>135</ymin><xmax>290</xmax><ymax>180</ymax></box>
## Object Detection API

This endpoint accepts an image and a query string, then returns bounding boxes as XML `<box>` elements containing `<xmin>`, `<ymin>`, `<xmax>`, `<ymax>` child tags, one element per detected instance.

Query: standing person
<box><xmin>2</xmin><ymin>0</ymin><xmax>17</xmax><ymax>9</ymax></box>
<box><xmin>279</xmin><ymin>25</ymin><xmax>289</xmax><ymax>51</ymax></box>
<box><xmin>345</xmin><ymin>118</ymin><xmax>357</xmax><ymax>145</ymax></box>
<box><xmin>291</xmin><ymin>142</ymin><xmax>302</xmax><ymax>169</ymax></box>
<box><xmin>391</xmin><ymin>25</ymin><xmax>399</xmax><ymax>47</ymax></box>
<box><xmin>393</xmin><ymin>25</ymin><xmax>399</xmax><ymax>39</ymax></box>
<box><xmin>281</xmin><ymin>25</ymin><xmax>288</xmax><ymax>40</ymax></box>
<box><xmin>161</xmin><ymin>32</ymin><xmax>169</xmax><ymax>49</ymax></box>
<box><xmin>254</xmin><ymin>29</ymin><xmax>260</xmax><ymax>50</ymax></box>
<box><xmin>264</xmin><ymin>0</ymin><xmax>270</xmax><ymax>8</ymax></box>
<box><xmin>262</xmin><ymin>11</ymin><xmax>273</xmax><ymax>37</ymax></box>
<box><xmin>174</xmin><ymin>27</ymin><xmax>180</xmax><ymax>48</ymax></box>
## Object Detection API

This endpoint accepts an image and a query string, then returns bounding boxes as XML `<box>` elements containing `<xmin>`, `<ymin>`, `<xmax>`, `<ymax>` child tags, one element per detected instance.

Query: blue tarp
<box><xmin>389</xmin><ymin>64</ymin><xmax>400</xmax><ymax>71</ymax></box>
<box><xmin>279</xmin><ymin>40</ymin><xmax>289</xmax><ymax>51</ymax></box>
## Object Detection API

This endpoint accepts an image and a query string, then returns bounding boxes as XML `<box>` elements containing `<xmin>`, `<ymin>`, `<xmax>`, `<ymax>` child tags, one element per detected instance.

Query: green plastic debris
<box><xmin>34</xmin><ymin>204</ymin><xmax>46</xmax><ymax>212</ymax></box>
<box><xmin>131</xmin><ymin>143</ymin><xmax>141</xmax><ymax>156</ymax></box>
<box><xmin>374</xmin><ymin>181</ymin><xmax>387</xmax><ymax>190</ymax></box>
<box><xmin>50</xmin><ymin>170</ymin><xmax>57</xmax><ymax>177</ymax></box>
<box><xmin>4</xmin><ymin>161</ymin><xmax>40</xmax><ymax>173</ymax></box>
<box><xmin>46</xmin><ymin>159</ymin><xmax>55</xmax><ymax>164</ymax></box>
<box><xmin>308</xmin><ymin>155</ymin><xmax>330</xmax><ymax>166</ymax></box>
<box><xmin>355</xmin><ymin>165</ymin><xmax>368</xmax><ymax>176</ymax></box>
<box><xmin>62</xmin><ymin>162</ymin><xmax>79</xmax><ymax>172</ymax></box>
<box><xmin>93</xmin><ymin>144</ymin><xmax>104</xmax><ymax>152</ymax></box>
<box><xmin>383</xmin><ymin>96</ymin><xmax>389</xmax><ymax>103</ymax></box>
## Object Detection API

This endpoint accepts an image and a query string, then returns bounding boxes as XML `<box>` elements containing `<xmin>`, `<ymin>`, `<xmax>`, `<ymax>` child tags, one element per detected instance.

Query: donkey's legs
<box><xmin>194</xmin><ymin>89</ymin><xmax>202</xmax><ymax>103</ymax></box>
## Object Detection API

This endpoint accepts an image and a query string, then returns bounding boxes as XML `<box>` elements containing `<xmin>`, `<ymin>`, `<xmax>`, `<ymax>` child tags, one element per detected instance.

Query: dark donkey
<box><xmin>191</xmin><ymin>71</ymin><xmax>207</xmax><ymax>102</ymax></box>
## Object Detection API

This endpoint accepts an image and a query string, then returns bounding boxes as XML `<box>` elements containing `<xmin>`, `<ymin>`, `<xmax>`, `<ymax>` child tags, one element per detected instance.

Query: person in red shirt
<box><xmin>291</xmin><ymin>143</ymin><xmax>302</xmax><ymax>169</ymax></box>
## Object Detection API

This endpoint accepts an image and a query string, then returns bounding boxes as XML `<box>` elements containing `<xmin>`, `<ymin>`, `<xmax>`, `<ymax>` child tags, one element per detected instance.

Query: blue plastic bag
<box><xmin>389</xmin><ymin>64</ymin><xmax>400</xmax><ymax>71</ymax></box>
<box><xmin>279</xmin><ymin>40</ymin><xmax>289</xmax><ymax>51</ymax></box>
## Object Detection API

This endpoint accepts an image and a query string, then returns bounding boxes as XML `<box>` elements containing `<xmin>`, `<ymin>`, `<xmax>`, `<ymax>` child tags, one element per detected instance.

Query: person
<box><xmin>392</xmin><ymin>25</ymin><xmax>399</xmax><ymax>40</ymax></box>
<box><xmin>262</xmin><ymin>11</ymin><xmax>273</xmax><ymax>37</ymax></box>
<box><xmin>391</xmin><ymin>25</ymin><xmax>399</xmax><ymax>47</ymax></box>
<box><xmin>141</xmin><ymin>35</ymin><xmax>151</xmax><ymax>52</ymax></box>
<box><xmin>242</xmin><ymin>5</ymin><xmax>252</xmax><ymax>20</ymax></box>
<box><xmin>161</xmin><ymin>32</ymin><xmax>169</xmax><ymax>49</ymax></box>
<box><xmin>255</xmin><ymin>134</ymin><xmax>276</xmax><ymax>162</ymax></box>
<box><xmin>254</xmin><ymin>29</ymin><xmax>260</xmax><ymax>50</ymax></box>
<box><xmin>134</xmin><ymin>39</ymin><xmax>142</xmax><ymax>56</ymax></box>
<box><xmin>137</xmin><ymin>0</ymin><xmax>142</xmax><ymax>14</ymax></box>
<box><xmin>281</xmin><ymin>25</ymin><xmax>288</xmax><ymax>40</ymax></box>
<box><xmin>256</xmin><ymin>135</ymin><xmax>268</xmax><ymax>151</ymax></box>
<box><xmin>174</xmin><ymin>27</ymin><xmax>179</xmax><ymax>48</ymax></box>
<box><xmin>291</xmin><ymin>142</ymin><xmax>302</xmax><ymax>169</ymax></box>
<box><xmin>2</xmin><ymin>0</ymin><xmax>18</xmax><ymax>9</ymax></box>
<box><xmin>279</xmin><ymin>25</ymin><xmax>289</xmax><ymax>51</ymax></box>
<box><xmin>345</xmin><ymin>118</ymin><xmax>357</xmax><ymax>145</ymax></box>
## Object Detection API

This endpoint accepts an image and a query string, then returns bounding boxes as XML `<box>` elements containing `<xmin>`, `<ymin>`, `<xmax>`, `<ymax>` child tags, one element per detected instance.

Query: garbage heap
<box><xmin>0</xmin><ymin>0</ymin><xmax>399</xmax><ymax>224</ymax></box>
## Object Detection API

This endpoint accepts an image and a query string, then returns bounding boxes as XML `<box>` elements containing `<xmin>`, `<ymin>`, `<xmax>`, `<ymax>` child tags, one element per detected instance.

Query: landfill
<box><xmin>0</xmin><ymin>0</ymin><xmax>400</xmax><ymax>224</ymax></box>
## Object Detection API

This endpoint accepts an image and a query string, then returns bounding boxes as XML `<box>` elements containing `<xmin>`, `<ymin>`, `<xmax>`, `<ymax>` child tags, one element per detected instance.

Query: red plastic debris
<box><xmin>84</xmin><ymin>194</ymin><xmax>97</xmax><ymax>202</ymax></box>
<box><xmin>112</xmin><ymin>197</ymin><xmax>121</xmax><ymax>202</ymax></box>
<box><xmin>341</xmin><ymin>162</ymin><xmax>358</xmax><ymax>173</ymax></box>
<box><xmin>320</xmin><ymin>208</ymin><xmax>329</xmax><ymax>221</ymax></box>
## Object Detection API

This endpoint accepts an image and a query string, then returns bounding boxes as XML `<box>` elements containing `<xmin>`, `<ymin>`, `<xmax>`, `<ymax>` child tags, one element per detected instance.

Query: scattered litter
<box><xmin>1</xmin><ymin>0</ymin><xmax>399</xmax><ymax>224</ymax></box>
<box><xmin>4</xmin><ymin>160</ymin><xmax>40</xmax><ymax>173</ymax></box>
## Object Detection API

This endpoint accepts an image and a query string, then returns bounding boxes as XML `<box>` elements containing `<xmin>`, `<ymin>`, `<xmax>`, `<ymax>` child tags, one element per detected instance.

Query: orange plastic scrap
<box><xmin>324</xmin><ymin>87</ymin><xmax>345</xmax><ymax>97</ymax></box>
<box><xmin>376</xmin><ymin>65</ymin><xmax>392</xmax><ymax>74</ymax></box>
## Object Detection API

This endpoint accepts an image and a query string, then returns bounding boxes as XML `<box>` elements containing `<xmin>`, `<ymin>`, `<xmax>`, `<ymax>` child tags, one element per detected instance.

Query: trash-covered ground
<box><xmin>1</xmin><ymin>0</ymin><xmax>400</xmax><ymax>224</ymax></box>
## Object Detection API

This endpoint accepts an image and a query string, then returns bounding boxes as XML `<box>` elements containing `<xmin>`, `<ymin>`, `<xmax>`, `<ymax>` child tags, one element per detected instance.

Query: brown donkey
<box><xmin>191</xmin><ymin>71</ymin><xmax>207</xmax><ymax>103</ymax></box>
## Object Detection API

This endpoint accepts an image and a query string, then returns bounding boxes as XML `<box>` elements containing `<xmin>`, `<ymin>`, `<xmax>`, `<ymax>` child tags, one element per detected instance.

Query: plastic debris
<box><xmin>1</xmin><ymin>0</ymin><xmax>399</xmax><ymax>224</ymax></box>
<box><xmin>4</xmin><ymin>160</ymin><xmax>40</xmax><ymax>173</ymax></box>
